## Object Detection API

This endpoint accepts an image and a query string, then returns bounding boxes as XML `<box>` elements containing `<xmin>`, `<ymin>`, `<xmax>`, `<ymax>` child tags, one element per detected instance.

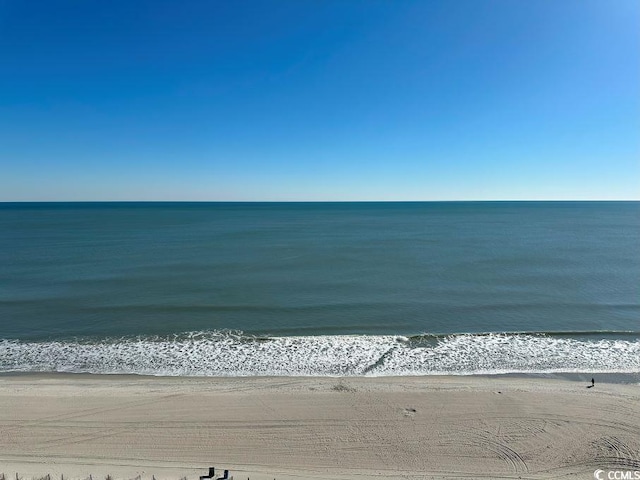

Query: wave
<box><xmin>1</xmin><ymin>330</ymin><xmax>639</xmax><ymax>377</ymax></box>
<box><xmin>405</xmin><ymin>330</ymin><xmax>640</xmax><ymax>341</ymax></box>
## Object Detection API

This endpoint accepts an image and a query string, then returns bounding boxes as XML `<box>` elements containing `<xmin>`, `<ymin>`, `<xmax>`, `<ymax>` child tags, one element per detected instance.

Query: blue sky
<box><xmin>1</xmin><ymin>0</ymin><xmax>638</xmax><ymax>201</ymax></box>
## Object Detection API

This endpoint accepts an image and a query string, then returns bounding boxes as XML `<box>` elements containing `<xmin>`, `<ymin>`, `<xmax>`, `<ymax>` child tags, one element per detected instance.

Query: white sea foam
<box><xmin>1</xmin><ymin>331</ymin><xmax>639</xmax><ymax>376</ymax></box>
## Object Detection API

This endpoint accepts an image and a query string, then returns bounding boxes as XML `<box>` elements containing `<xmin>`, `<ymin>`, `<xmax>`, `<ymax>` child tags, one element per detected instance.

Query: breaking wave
<box><xmin>1</xmin><ymin>330</ymin><xmax>639</xmax><ymax>377</ymax></box>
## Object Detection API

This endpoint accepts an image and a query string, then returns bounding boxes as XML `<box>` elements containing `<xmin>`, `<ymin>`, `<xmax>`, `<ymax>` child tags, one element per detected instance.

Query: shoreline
<box><xmin>2</xmin><ymin>374</ymin><xmax>639</xmax><ymax>479</ymax></box>
<box><xmin>2</xmin><ymin>370</ymin><xmax>639</xmax><ymax>384</ymax></box>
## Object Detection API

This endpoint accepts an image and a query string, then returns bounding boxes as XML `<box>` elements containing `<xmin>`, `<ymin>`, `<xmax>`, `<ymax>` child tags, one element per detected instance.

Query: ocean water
<box><xmin>1</xmin><ymin>201</ymin><xmax>638</xmax><ymax>376</ymax></box>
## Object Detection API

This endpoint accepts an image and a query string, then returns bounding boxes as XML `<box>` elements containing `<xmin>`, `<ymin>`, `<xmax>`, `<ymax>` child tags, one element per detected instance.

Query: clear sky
<box><xmin>1</xmin><ymin>0</ymin><xmax>638</xmax><ymax>201</ymax></box>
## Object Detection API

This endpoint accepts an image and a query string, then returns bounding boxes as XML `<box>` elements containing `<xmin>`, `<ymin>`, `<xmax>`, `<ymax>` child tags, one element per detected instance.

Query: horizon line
<box><xmin>2</xmin><ymin>199</ymin><xmax>639</xmax><ymax>204</ymax></box>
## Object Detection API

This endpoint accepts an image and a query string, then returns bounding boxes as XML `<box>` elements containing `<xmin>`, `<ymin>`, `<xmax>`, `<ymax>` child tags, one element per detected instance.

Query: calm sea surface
<box><xmin>1</xmin><ymin>202</ymin><xmax>638</xmax><ymax>376</ymax></box>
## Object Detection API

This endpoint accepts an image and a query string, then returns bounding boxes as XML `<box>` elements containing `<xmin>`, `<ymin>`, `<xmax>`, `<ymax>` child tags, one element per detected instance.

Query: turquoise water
<box><xmin>1</xmin><ymin>202</ymin><xmax>639</xmax><ymax>376</ymax></box>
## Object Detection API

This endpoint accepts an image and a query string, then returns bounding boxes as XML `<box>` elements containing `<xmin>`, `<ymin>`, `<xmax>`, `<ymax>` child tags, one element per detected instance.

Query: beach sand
<box><xmin>1</xmin><ymin>374</ymin><xmax>639</xmax><ymax>479</ymax></box>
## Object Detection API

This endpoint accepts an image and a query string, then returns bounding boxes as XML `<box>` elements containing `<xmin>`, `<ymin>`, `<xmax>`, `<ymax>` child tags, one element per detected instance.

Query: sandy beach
<box><xmin>1</xmin><ymin>374</ymin><xmax>639</xmax><ymax>479</ymax></box>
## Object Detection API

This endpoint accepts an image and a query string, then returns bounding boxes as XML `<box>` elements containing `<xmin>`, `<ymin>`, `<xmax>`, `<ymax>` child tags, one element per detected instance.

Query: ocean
<box><xmin>1</xmin><ymin>201</ymin><xmax>638</xmax><ymax>377</ymax></box>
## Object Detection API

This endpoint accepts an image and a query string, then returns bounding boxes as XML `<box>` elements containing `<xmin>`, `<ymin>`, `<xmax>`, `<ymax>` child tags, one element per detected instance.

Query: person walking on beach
<box><xmin>591</xmin><ymin>377</ymin><xmax>595</xmax><ymax>387</ymax></box>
